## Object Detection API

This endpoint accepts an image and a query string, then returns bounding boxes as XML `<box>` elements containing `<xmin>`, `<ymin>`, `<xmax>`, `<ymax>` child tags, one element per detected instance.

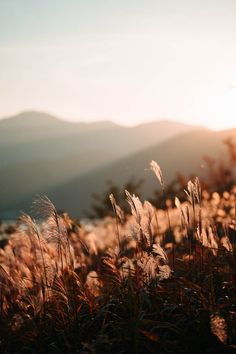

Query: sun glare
<box><xmin>193</xmin><ymin>84</ymin><xmax>236</xmax><ymax>131</ymax></box>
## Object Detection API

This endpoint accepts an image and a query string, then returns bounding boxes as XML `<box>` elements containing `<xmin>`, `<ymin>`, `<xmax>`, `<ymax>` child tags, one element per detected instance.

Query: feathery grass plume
<box><xmin>194</xmin><ymin>177</ymin><xmax>203</xmax><ymax>234</ymax></box>
<box><xmin>143</xmin><ymin>201</ymin><xmax>154</xmax><ymax>221</ymax></box>
<box><xmin>196</xmin><ymin>225</ymin><xmax>219</xmax><ymax>255</ymax></box>
<box><xmin>185</xmin><ymin>180</ymin><xmax>197</xmax><ymax>261</ymax></box>
<box><xmin>137</xmin><ymin>253</ymin><xmax>159</xmax><ymax>280</ymax></box>
<box><xmin>185</xmin><ymin>204</ymin><xmax>191</xmax><ymax>229</ymax></box>
<box><xmin>194</xmin><ymin>177</ymin><xmax>202</xmax><ymax>206</ymax></box>
<box><xmin>175</xmin><ymin>197</ymin><xmax>187</xmax><ymax>228</ymax></box>
<box><xmin>125</xmin><ymin>192</ymin><xmax>151</xmax><ymax>251</ymax></box>
<box><xmin>109</xmin><ymin>193</ymin><xmax>123</xmax><ymax>250</ymax></box>
<box><xmin>221</xmin><ymin>235</ymin><xmax>233</xmax><ymax>252</ymax></box>
<box><xmin>125</xmin><ymin>190</ymin><xmax>143</xmax><ymax>226</ymax></box>
<box><xmin>174</xmin><ymin>196</ymin><xmax>181</xmax><ymax>211</ymax></box>
<box><xmin>85</xmin><ymin>271</ymin><xmax>101</xmax><ymax>297</ymax></box>
<box><xmin>109</xmin><ymin>194</ymin><xmax>125</xmax><ymax>224</ymax></box>
<box><xmin>211</xmin><ymin>314</ymin><xmax>227</xmax><ymax>344</ymax></box>
<box><xmin>148</xmin><ymin>160</ymin><xmax>175</xmax><ymax>266</ymax></box>
<box><xmin>185</xmin><ymin>180</ymin><xmax>196</xmax><ymax>208</ymax></box>
<box><xmin>20</xmin><ymin>213</ymin><xmax>49</xmax><ymax>299</ymax></box>
<box><xmin>118</xmin><ymin>256</ymin><xmax>135</xmax><ymax>278</ymax></box>
<box><xmin>32</xmin><ymin>195</ymin><xmax>59</xmax><ymax>222</ymax></box>
<box><xmin>196</xmin><ymin>226</ymin><xmax>209</xmax><ymax>248</ymax></box>
<box><xmin>149</xmin><ymin>160</ymin><xmax>165</xmax><ymax>190</ymax></box>
<box><xmin>152</xmin><ymin>244</ymin><xmax>168</xmax><ymax>264</ymax></box>
<box><xmin>208</xmin><ymin>226</ymin><xmax>218</xmax><ymax>256</ymax></box>
<box><xmin>32</xmin><ymin>196</ymin><xmax>71</xmax><ymax>270</ymax></box>
<box><xmin>157</xmin><ymin>264</ymin><xmax>172</xmax><ymax>280</ymax></box>
<box><xmin>142</xmin><ymin>201</ymin><xmax>155</xmax><ymax>247</ymax></box>
<box><xmin>57</xmin><ymin>268</ymin><xmax>82</xmax><ymax>312</ymax></box>
<box><xmin>137</xmin><ymin>246</ymin><xmax>171</xmax><ymax>281</ymax></box>
<box><xmin>101</xmin><ymin>254</ymin><xmax>121</xmax><ymax>286</ymax></box>
<box><xmin>185</xmin><ymin>178</ymin><xmax>202</xmax><ymax>225</ymax></box>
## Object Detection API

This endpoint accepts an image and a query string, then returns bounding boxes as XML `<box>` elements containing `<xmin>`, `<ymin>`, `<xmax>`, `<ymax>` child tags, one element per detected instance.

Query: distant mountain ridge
<box><xmin>0</xmin><ymin>111</ymin><xmax>65</xmax><ymax>126</ymax></box>
<box><xmin>0</xmin><ymin>111</ymin><xmax>206</xmax><ymax>218</ymax></box>
<box><xmin>0</xmin><ymin>111</ymin><xmax>119</xmax><ymax>132</ymax></box>
<box><xmin>43</xmin><ymin>127</ymin><xmax>236</xmax><ymax>217</ymax></box>
<box><xmin>0</xmin><ymin>111</ymin><xmax>200</xmax><ymax>167</ymax></box>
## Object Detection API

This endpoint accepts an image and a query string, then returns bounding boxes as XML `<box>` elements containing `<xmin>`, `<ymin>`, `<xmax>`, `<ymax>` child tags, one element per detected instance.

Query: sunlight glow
<box><xmin>0</xmin><ymin>1</ymin><xmax>236</xmax><ymax>130</ymax></box>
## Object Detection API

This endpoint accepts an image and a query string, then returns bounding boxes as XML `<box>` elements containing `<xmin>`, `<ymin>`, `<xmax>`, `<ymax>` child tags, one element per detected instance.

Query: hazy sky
<box><xmin>0</xmin><ymin>0</ymin><xmax>236</xmax><ymax>129</ymax></box>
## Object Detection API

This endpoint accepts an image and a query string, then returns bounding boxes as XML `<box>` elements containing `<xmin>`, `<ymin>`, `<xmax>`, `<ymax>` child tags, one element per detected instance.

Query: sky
<box><xmin>0</xmin><ymin>0</ymin><xmax>236</xmax><ymax>130</ymax></box>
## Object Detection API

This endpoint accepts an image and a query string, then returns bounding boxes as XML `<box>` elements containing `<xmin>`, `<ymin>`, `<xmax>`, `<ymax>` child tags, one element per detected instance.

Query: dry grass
<box><xmin>0</xmin><ymin>163</ymin><xmax>236</xmax><ymax>353</ymax></box>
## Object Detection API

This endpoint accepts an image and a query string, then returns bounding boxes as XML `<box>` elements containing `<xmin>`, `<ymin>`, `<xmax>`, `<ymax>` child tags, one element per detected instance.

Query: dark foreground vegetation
<box><xmin>1</xmin><ymin>159</ymin><xmax>236</xmax><ymax>354</ymax></box>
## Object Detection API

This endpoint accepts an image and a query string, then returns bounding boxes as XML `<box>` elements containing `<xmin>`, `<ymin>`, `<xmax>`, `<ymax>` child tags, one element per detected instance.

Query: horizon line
<box><xmin>1</xmin><ymin>109</ymin><xmax>236</xmax><ymax>132</ymax></box>
<box><xmin>0</xmin><ymin>109</ymin><xmax>216</xmax><ymax>130</ymax></box>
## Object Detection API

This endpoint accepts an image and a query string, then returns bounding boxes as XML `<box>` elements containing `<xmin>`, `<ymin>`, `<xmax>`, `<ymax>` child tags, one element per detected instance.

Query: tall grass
<box><xmin>0</xmin><ymin>162</ymin><xmax>236</xmax><ymax>353</ymax></box>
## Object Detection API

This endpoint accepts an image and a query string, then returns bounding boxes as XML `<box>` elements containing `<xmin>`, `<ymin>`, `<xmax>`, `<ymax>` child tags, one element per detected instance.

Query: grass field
<box><xmin>0</xmin><ymin>161</ymin><xmax>236</xmax><ymax>353</ymax></box>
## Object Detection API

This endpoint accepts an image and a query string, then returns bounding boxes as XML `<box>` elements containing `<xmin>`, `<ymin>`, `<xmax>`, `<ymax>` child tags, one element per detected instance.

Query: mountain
<box><xmin>0</xmin><ymin>111</ymin><xmax>200</xmax><ymax>218</ymax></box>
<box><xmin>0</xmin><ymin>111</ymin><xmax>118</xmax><ymax>167</ymax></box>
<box><xmin>0</xmin><ymin>111</ymin><xmax>65</xmax><ymax>129</ymax></box>
<box><xmin>40</xmin><ymin>128</ymin><xmax>236</xmax><ymax>217</ymax></box>
<box><xmin>0</xmin><ymin>111</ymin><xmax>199</xmax><ymax>167</ymax></box>
<box><xmin>4</xmin><ymin>126</ymin><xmax>236</xmax><ymax>219</ymax></box>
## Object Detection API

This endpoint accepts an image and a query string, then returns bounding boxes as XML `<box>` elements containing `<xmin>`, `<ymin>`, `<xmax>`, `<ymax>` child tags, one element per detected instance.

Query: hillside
<box><xmin>5</xmin><ymin>127</ymin><xmax>236</xmax><ymax>218</ymax></box>
<box><xmin>44</xmin><ymin>128</ymin><xmax>236</xmax><ymax>216</ymax></box>
<box><xmin>0</xmin><ymin>112</ymin><xmax>199</xmax><ymax>166</ymax></box>
<box><xmin>0</xmin><ymin>112</ymin><xmax>200</xmax><ymax>218</ymax></box>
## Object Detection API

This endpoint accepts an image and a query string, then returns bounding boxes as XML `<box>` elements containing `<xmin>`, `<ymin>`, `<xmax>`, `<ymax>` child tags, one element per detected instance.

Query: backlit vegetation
<box><xmin>0</xmin><ymin>160</ymin><xmax>236</xmax><ymax>353</ymax></box>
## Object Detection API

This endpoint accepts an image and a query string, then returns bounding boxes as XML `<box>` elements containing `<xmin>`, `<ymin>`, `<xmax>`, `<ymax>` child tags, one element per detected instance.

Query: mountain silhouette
<box><xmin>0</xmin><ymin>111</ymin><xmax>205</xmax><ymax>218</ymax></box>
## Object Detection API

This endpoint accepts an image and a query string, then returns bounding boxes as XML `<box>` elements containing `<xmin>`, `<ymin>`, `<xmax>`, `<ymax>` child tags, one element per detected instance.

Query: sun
<box><xmin>199</xmin><ymin>86</ymin><xmax>236</xmax><ymax>130</ymax></box>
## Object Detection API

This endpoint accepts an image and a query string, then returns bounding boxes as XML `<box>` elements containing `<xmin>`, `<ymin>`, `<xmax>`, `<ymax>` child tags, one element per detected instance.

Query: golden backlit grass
<box><xmin>0</xmin><ymin>162</ymin><xmax>236</xmax><ymax>353</ymax></box>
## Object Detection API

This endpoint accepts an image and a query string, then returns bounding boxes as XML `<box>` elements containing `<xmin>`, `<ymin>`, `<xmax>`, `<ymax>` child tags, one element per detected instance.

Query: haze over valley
<box><xmin>1</xmin><ymin>111</ymin><xmax>235</xmax><ymax>218</ymax></box>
